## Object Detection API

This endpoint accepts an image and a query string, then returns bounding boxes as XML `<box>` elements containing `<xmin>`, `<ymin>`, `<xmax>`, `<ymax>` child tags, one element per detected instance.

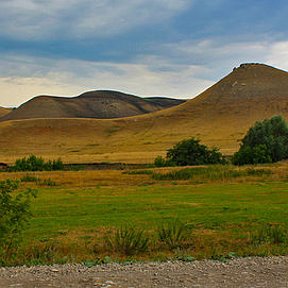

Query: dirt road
<box><xmin>0</xmin><ymin>256</ymin><xmax>288</xmax><ymax>287</ymax></box>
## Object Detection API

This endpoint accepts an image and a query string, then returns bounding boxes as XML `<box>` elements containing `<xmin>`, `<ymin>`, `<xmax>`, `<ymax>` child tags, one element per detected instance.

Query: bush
<box><xmin>233</xmin><ymin>115</ymin><xmax>288</xmax><ymax>165</ymax></box>
<box><xmin>0</xmin><ymin>180</ymin><xmax>37</xmax><ymax>263</ymax></box>
<box><xmin>154</xmin><ymin>156</ymin><xmax>167</xmax><ymax>167</ymax></box>
<box><xmin>10</xmin><ymin>155</ymin><xmax>64</xmax><ymax>171</ymax></box>
<box><xmin>165</xmin><ymin>138</ymin><xmax>226</xmax><ymax>166</ymax></box>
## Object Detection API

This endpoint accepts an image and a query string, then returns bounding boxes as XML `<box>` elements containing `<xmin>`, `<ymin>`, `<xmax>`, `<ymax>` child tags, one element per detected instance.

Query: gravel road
<box><xmin>0</xmin><ymin>256</ymin><xmax>288</xmax><ymax>288</ymax></box>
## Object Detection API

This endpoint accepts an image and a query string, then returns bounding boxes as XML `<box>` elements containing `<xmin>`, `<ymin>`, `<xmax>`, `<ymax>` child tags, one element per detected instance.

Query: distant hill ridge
<box><xmin>0</xmin><ymin>90</ymin><xmax>185</xmax><ymax>121</ymax></box>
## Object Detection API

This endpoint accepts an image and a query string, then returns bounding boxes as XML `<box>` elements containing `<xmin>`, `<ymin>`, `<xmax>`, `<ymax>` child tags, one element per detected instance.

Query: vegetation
<box><xmin>10</xmin><ymin>155</ymin><xmax>64</xmax><ymax>172</ymax></box>
<box><xmin>250</xmin><ymin>224</ymin><xmax>288</xmax><ymax>246</ymax></box>
<box><xmin>0</xmin><ymin>180</ymin><xmax>37</xmax><ymax>264</ymax></box>
<box><xmin>155</xmin><ymin>138</ymin><xmax>226</xmax><ymax>167</ymax></box>
<box><xmin>106</xmin><ymin>226</ymin><xmax>149</xmax><ymax>256</ymax></box>
<box><xmin>152</xmin><ymin>166</ymin><xmax>271</xmax><ymax>181</ymax></box>
<box><xmin>233</xmin><ymin>115</ymin><xmax>288</xmax><ymax>165</ymax></box>
<box><xmin>0</xmin><ymin>163</ymin><xmax>287</xmax><ymax>265</ymax></box>
<box><xmin>158</xmin><ymin>221</ymin><xmax>190</xmax><ymax>250</ymax></box>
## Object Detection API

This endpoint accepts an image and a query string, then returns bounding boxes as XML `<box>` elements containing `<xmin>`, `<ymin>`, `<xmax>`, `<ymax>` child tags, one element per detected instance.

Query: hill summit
<box><xmin>1</xmin><ymin>90</ymin><xmax>185</xmax><ymax>121</ymax></box>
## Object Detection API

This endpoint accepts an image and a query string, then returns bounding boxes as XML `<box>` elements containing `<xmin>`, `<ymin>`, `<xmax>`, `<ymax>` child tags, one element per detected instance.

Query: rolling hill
<box><xmin>1</xmin><ymin>63</ymin><xmax>288</xmax><ymax>164</ymax></box>
<box><xmin>0</xmin><ymin>90</ymin><xmax>185</xmax><ymax>121</ymax></box>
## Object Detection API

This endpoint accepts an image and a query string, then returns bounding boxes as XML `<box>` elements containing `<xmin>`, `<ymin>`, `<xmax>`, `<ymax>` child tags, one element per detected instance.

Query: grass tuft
<box><xmin>106</xmin><ymin>226</ymin><xmax>149</xmax><ymax>256</ymax></box>
<box><xmin>158</xmin><ymin>221</ymin><xmax>191</xmax><ymax>250</ymax></box>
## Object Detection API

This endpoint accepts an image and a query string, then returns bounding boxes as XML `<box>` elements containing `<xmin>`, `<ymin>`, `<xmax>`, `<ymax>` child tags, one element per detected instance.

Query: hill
<box><xmin>1</xmin><ymin>63</ymin><xmax>288</xmax><ymax>164</ymax></box>
<box><xmin>0</xmin><ymin>90</ymin><xmax>185</xmax><ymax>121</ymax></box>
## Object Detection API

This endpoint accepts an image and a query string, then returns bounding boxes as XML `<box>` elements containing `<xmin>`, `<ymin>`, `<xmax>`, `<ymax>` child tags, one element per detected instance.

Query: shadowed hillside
<box><xmin>0</xmin><ymin>107</ymin><xmax>12</xmax><ymax>117</ymax></box>
<box><xmin>1</xmin><ymin>90</ymin><xmax>185</xmax><ymax>121</ymax></box>
<box><xmin>1</xmin><ymin>63</ymin><xmax>288</xmax><ymax>164</ymax></box>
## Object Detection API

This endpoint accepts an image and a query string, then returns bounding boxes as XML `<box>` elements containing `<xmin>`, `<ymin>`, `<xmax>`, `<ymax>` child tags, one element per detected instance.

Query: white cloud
<box><xmin>163</xmin><ymin>39</ymin><xmax>288</xmax><ymax>79</ymax></box>
<box><xmin>0</xmin><ymin>53</ymin><xmax>213</xmax><ymax>107</ymax></box>
<box><xmin>266</xmin><ymin>41</ymin><xmax>288</xmax><ymax>70</ymax></box>
<box><xmin>0</xmin><ymin>0</ymin><xmax>193</xmax><ymax>40</ymax></box>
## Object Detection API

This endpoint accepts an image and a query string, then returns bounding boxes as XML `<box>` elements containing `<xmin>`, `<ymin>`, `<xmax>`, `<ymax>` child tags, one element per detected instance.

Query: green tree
<box><xmin>166</xmin><ymin>138</ymin><xmax>226</xmax><ymax>166</ymax></box>
<box><xmin>0</xmin><ymin>180</ymin><xmax>37</xmax><ymax>263</ymax></box>
<box><xmin>233</xmin><ymin>115</ymin><xmax>288</xmax><ymax>165</ymax></box>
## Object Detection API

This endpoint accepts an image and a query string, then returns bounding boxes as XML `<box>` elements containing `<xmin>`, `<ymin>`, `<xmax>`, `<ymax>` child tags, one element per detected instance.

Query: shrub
<box><xmin>0</xmin><ymin>180</ymin><xmax>37</xmax><ymax>263</ymax></box>
<box><xmin>233</xmin><ymin>115</ymin><xmax>288</xmax><ymax>165</ymax></box>
<box><xmin>165</xmin><ymin>138</ymin><xmax>226</xmax><ymax>166</ymax></box>
<box><xmin>10</xmin><ymin>155</ymin><xmax>64</xmax><ymax>171</ymax></box>
<box><xmin>154</xmin><ymin>155</ymin><xmax>168</xmax><ymax>167</ymax></box>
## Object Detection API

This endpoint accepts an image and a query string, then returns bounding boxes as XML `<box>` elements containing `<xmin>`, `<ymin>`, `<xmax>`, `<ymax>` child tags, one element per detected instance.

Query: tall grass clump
<box><xmin>158</xmin><ymin>221</ymin><xmax>191</xmax><ymax>250</ymax></box>
<box><xmin>106</xmin><ymin>226</ymin><xmax>149</xmax><ymax>256</ymax></box>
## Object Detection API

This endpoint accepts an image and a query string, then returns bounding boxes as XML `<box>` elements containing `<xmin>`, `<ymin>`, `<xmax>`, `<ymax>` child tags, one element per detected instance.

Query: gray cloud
<box><xmin>0</xmin><ymin>0</ymin><xmax>193</xmax><ymax>40</ymax></box>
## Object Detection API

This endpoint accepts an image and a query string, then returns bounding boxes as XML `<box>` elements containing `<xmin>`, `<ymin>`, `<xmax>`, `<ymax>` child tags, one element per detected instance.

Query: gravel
<box><xmin>0</xmin><ymin>256</ymin><xmax>288</xmax><ymax>287</ymax></box>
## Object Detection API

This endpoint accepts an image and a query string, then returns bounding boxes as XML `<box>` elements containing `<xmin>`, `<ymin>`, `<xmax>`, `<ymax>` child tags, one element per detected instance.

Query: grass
<box><xmin>151</xmin><ymin>166</ymin><xmax>272</xmax><ymax>181</ymax></box>
<box><xmin>1</xmin><ymin>163</ymin><xmax>288</xmax><ymax>265</ymax></box>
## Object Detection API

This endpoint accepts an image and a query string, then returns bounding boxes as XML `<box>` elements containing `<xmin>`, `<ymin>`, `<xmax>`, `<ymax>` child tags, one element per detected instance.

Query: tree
<box><xmin>165</xmin><ymin>138</ymin><xmax>226</xmax><ymax>166</ymax></box>
<box><xmin>233</xmin><ymin>115</ymin><xmax>288</xmax><ymax>165</ymax></box>
<box><xmin>0</xmin><ymin>180</ymin><xmax>37</xmax><ymax>263</ymax></box>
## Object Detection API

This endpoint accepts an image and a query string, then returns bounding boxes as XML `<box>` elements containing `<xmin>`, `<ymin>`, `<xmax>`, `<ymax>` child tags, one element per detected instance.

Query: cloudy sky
<box><xmin>1</xmin><ymin>0</ymin><xmax>288</xmax><ymax>107</ymax></box>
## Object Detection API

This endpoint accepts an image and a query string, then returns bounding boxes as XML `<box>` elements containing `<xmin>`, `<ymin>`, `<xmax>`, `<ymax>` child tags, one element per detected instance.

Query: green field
<box><xmin>1</xmin><ymin>164</ymin><xmax>288</xmax><ymax>265</ymax></box>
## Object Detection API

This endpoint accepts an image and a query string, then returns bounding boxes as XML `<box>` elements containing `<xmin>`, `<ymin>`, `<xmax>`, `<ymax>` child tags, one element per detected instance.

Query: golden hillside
<box><xmin>1</xmin><ymin>63</ymin><xmax>288</xmax><ymax>164</ymax></box>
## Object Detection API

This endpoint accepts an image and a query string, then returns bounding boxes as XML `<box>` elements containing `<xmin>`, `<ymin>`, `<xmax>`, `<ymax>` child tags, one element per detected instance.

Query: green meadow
<box><xmin>1</xmin><ymin>165</ymin><xmax>288</xmax><ymax>265</ymax></box>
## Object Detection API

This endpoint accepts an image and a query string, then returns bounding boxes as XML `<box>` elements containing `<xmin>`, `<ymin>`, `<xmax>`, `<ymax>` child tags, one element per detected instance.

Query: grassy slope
<box><xmin>1</xmin><ymin>64</ymin><xmax>288</xmax><ymax>164</ymax></box>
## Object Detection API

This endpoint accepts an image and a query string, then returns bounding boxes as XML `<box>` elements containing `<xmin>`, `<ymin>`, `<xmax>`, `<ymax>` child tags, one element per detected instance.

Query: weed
<box><xmin>250</xmin><ymin>224</ymin><xmax>288</xmax><ymax>245</ymax></box>
<box><xmin>23</xmin><ymin>241</ymin><xmax>58</xmax><ymax>266</ymax></box>
<box><xmin>175</xmin><ymin>255</ymin><xmax>195</xmax><ymax>262</ymax></box>
<box><xmin>83</xmin><ymin>256</ymin><xmax>112</xmax><ymax>267</ymax></box>
<box><xmin>106</xmin><ymin>227</ymin><xmax>149</xmax><ymax>256</ymax></box>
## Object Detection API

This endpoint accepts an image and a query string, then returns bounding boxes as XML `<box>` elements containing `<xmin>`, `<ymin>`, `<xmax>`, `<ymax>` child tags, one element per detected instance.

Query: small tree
<box><xmin>165</xmin><ymin>138</ymin><xmax>226</xmax><ymax>166</ymax></box>
<box><xmin>233</xmin><ymin>115</ymin><xmax>288</xmax><ymax>165</ymax></box>
<box><xmin>0</xmin><ymin>180</ymin><xmax>37</xmax><ymax>263</ymax></box>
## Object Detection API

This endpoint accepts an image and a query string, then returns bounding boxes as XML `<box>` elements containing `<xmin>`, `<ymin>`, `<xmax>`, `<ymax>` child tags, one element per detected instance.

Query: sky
<box><xmin>1</xmin><ymin>0</ymin><xmax>288</xmax><ymax>107</ymax></box>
